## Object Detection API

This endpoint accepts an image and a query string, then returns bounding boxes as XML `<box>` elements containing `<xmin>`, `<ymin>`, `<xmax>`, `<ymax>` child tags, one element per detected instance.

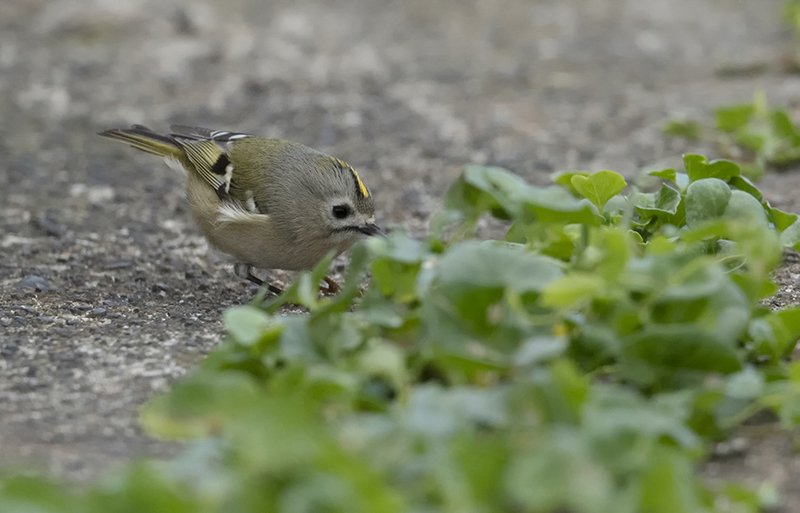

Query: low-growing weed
<box><xmin>664</xmin><ymin>92</ymin><xmax>800</xmax><ymax>179</ymax></box>
<box><xmin>3</xmin><ymin>155</ymin><xmax>800</xmax><ymax>512</ymax></box>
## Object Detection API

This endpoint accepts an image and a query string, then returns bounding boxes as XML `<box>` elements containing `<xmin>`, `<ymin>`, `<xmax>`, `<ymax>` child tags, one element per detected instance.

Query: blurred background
<box><xmin>2</xmin><ymin>0</ymin><xmax>794</xmax><ymax>235</ymax></box>
<box><xmin>1</xmin><ymin>0</ymin><xmax>797</xmax><ymax>483</ymax></box>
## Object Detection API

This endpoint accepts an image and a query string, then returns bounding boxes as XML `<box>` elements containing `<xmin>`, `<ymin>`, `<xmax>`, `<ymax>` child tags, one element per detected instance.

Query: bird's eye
<box><xmin>332</xmin><ymin>205</ymin><xmax>351</xmax><ymax>219</ymax></box>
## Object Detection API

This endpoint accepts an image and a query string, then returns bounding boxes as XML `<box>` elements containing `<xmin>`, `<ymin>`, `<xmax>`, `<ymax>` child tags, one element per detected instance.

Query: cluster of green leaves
<box><xmin>664</xmin><ymin>92</ymin><xmax>800</xmax><ymax>178</ymax></box>
<box><xmin>4</xmin><ymin>156</ymin><xmax>800</xmax><ymax>512</ymax></box>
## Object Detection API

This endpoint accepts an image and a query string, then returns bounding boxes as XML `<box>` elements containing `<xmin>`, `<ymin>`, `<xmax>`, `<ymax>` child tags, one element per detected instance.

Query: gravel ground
<box><xmin>3</xmin><ymin>0</ymin><xmax>800</xmax><ymax>504</ymax></box>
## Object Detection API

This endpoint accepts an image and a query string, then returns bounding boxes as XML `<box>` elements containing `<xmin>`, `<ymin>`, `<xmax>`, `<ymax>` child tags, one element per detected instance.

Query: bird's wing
<box><xmin>167</xmin><ymin>126</ymin><xmax>258</xmax><ymax>196</ymax></box>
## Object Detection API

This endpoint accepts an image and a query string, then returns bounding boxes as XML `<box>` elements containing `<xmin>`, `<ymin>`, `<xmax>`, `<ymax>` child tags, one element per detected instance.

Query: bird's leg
<box><xmin>320</xmin><ymin>276</ymin><xmax>340</xmax><ymax>295</ymax></box>
<box><xmin>234</xmin><ymin>263</ymin><xmax>283</xmax><ymax>295</ymax></box>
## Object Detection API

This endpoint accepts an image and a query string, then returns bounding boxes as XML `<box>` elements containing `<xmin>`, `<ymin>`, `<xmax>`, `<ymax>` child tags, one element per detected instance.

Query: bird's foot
<box><xmin>234</xmin><ymin>263</ymin><xmax>283</xmax><ymax>295</ymax></box>
<box><xmin>320</xmin><ymin>276</ymin><xmax>340</xmax><ymax>295</ymax></box>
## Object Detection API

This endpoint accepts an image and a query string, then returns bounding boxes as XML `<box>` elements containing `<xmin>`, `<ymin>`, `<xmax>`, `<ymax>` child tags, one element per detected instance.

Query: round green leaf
<box><xmin>684</xmin><ymin>178</ymin><xmax>732</xmax><ymax>227</ymax></box>
<box><xmin>723</xmin><ymin>190</ymin><xmax>768</xmax><ymax>228</ymax></box>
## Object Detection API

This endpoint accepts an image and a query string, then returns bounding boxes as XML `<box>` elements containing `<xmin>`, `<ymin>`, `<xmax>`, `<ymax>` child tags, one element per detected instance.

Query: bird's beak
<box><xmin>359</xmin><ymin>223</ymin><xmax>385</xmax><ymax>237</ymax></box>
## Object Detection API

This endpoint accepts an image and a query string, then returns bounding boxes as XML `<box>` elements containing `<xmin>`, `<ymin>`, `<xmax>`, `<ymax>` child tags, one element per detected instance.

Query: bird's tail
<box><xmin>97</xmin><ymin>125</ymin><xmax>184</xmax><ymax>159</ymax></box>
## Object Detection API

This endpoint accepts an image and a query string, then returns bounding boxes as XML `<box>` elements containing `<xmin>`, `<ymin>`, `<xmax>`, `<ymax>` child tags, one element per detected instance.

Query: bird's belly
<box><xmin>202</xmin><ymin>222</ymin><xmax>312</xmax><ymax>271</ymax></box>
<box><xmin>184</xmin><ymin>175</ymin><xmax>337</xmax><ymax>271</ymax></box>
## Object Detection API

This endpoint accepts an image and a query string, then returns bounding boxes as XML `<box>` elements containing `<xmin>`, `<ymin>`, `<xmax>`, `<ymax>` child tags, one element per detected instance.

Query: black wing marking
<box><xmin>174</xmin><ymin>138</ymin><xmax>231</xmax><ymax>193</ymax></box>
<box><xmin>166</xmin><ymin>126</ymin><xmax>252</xmax><ymax>194</ymax></box>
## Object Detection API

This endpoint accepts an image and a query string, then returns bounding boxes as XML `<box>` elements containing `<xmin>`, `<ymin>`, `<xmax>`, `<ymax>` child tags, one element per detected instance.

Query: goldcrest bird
<box><xmin>98</xmin><ymin>125</ymin><xmax>382</xmax><ymax>294</ymax></box>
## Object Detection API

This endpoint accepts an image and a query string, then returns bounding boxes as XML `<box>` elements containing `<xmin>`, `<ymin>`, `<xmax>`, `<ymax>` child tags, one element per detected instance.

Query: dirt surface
<box><xmin>3</xmin><ymin>0</ymin><xmax>800</xmax><ymax>503</ymax></box>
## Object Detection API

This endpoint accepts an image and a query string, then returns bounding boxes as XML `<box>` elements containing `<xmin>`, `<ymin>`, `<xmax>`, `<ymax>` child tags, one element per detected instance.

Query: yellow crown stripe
<box><xmin>351</xmin><ymin>168</ymin><xmax>369</xmax><ymax>198</ymax></box>
<box><xmin>333</xmin><ymin>158</ymin><xmax>369</xmax><ymax>198</ymax></box>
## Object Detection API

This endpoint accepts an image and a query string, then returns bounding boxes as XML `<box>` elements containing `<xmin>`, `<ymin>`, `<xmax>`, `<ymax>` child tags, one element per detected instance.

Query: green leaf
<box><xmin>773</xmin><ymin>145</ymin><xmax>800</xmax><ymax>165</ymax></box>
<box><xmin>598</xmin><ymin>228</ymin><xmax>631</xmax><ymax>282</ymax></box>
<box><xmin>725</xmin><ymin>367</ymin><xmax>765</xmax><ymax>400</ymax></box>
<box><xmin>724</xmin><ymin>190</ymin><xmax>769</xmax><ymax>229</ymax></box>
<box><xmin>635</xmin><ymin>183</ymin><xmax>681</xmax><ymax>218</ymax></box>
<box><xmin>541</xmin><ymin>274</ymin><xmax>603</xmax><ymax>308</ymax></box>
<box><xmin>639</xmin><ymin>446</ymin><xmax>703</xmax><ymax>513</ymax></box>
<box><xmin>570</xmin><ymin>170</ymin><xmax>627</xmax><ymax>210</ymax></box>
<box><xmin>771</xmin><ymin>207</ymin><xmax>800</xmax><ymax>232</ymax></box>
<box><xmin>683</xmin><ymin>154</ymin><xmax>709</xmax><ymax>183</ymax></box>
<box><xmin>663</xmin><ymin>120</ymin><xmax>702</xmax><ymax>140</ymax></box>
<box><xmin>435</xmin><ymin>241</ymin><xmax>563</xmax><ymax>294</ymax></box>
<box><xmin>735</xmin><ymin>126</ymin><xmax>768</xmax><ymax>153</ymax></box>
<box><xmin>358</xmin><ymin>340</ymin><xmax>408</xmax><ymax>390</ymax></box>
<box><xmin>683</xmin><ymin>154</ymin><xmax>741</xmax><ymax>182</ymax></box>
<box><xmin>763</xmin><ymin>307</ymin><xmax>800</xmax><ymax>357</ymax></box>
<box><xmin>551</xmin><ymin>170</ymin><xmax>590</xmax><ymax>196</ymax></box>
<box><xmin>224</xmin><ymin>306</ymin><xmax>280</xmax><ymax>346</ymax></box>
<box><xmin>584</xmin><ymin>387</ymin><xmax>700</xmax><ymax>449</ymax></box>
<box><xmin>514</xmin><ymin>336</ymin><xmax>566</xmax><ymax>367</ymax></box>
<box><xmin>770</xmin><ymin>109</ymin><xmax>800</xmax><ymax>141</ymax></box>
<box><xmin>141</xmin><ymin>372</ymin><xmax>261</xmax><ymax>439</ymax></box>
<box><xmin>448</xmin><ymin>165</ymin><xmax>529</xmax><ymax>218</ymax></box>
<box><xmin>779</xmin><ymin>220</ymin><xmax>800</xmax><ymax>250</ymax></box>
<box><xmin>369</xmin><ymin>234</ymin><xmax>426</xmax><ymax>302</ymax></box>
<box><xmin>425</xmin><ymin>241</ymin><xmax>564</xmax><ymax>349</ymax></box>
<box><xmin>443</xmin><ymin>165</ymin><xmax>600</xmax><ymax>226</ymax></box>
<box><xmin>518</xmin><ymin>185</ymin><xmax>600</xmax><ymax>225</ymax></box>
<box><xmin>621</xmin><ymin>325</ymin><xmax>742</xmax><ymax>387</ymax></box>
<box><xmin>505</xmin><ymin>430</ymin><xmax>613</xmax><ymax>513</ymax></box>
<box><xmin>785</xmin><ymin>0</ymin><xmax>800</xmax><ymax>28</ymax></box>
<box><xmin>264</xmin><ymin>251</ymin><xmax>337</xmax><ymax>311</ymax></box>
<box><xmin>715</xmin><ymin>104</ymin><xmax>755</xmax><ymax>132</ymax></box>
<box><xmin>648</xmin><ymin>168</ymin><xmax>677</xmax><ymax>183</ymax></box>
<box><xmin>0</xmin><ymin>476</ymin><xmax>88</xmax><ymax>513</ymax></box>
<box><xmin>95</xmin><ymin>462</ymin><xmax>199</xmax><ymax>513</ymax></box>
<box><xmin>728</xmin><ymin>175</ymin><xmax>762</xmax><ymax>201</ymax></box>
<box><xmin>684</xmin><ymin>178</ymin><xmax>732</xmax><ymax>227</ymax></box>
<box><xmin>675</xmin><ymin>172</ymin><xmax>690</xmax><ymax>190</ymax></box>
<box><xmin>405</xmin><ymin>385</ymin><xmax>509</xmax><ymax>436</ymax></box>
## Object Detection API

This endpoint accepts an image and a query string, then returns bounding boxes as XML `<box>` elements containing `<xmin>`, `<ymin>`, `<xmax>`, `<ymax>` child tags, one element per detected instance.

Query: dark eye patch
<box><xmin>332</xmin><ymin>204</ymin><xmax>351</xmax><ymax>219</ymax></box>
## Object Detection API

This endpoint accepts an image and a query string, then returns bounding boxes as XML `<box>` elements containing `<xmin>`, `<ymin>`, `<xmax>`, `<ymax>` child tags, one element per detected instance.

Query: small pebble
<box><xmin>1</xmin><ymin>343</ymin><xmax>19</xmax><ymax>357</ymax></box>
<box><xmin>13</xmin><ymin>275</ymin><xmax>55</xmax><ymax>292</ymax></box>
<box><xmin>104</xmin><ymin>260</ymin><xmax>133</xmax><ymax>269</ymax></box>
<box><xmin>52</xmin><ymin>351</ymin><xmax>76</xmax><ymax>362</ymax></box>
<box><xmin>88</xmin><ymin>308</ymin><xmax>107</xmax><ymax>317</ymax></box>
<box><xmin>152</xmin><ymin>283</ymin><xmax>171</xmax><ymax>292</ymax></box>
<box><xmin>33</xmin><ymin>216</ymin><xmax>66</xmax><ymax>237</ymax></box>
